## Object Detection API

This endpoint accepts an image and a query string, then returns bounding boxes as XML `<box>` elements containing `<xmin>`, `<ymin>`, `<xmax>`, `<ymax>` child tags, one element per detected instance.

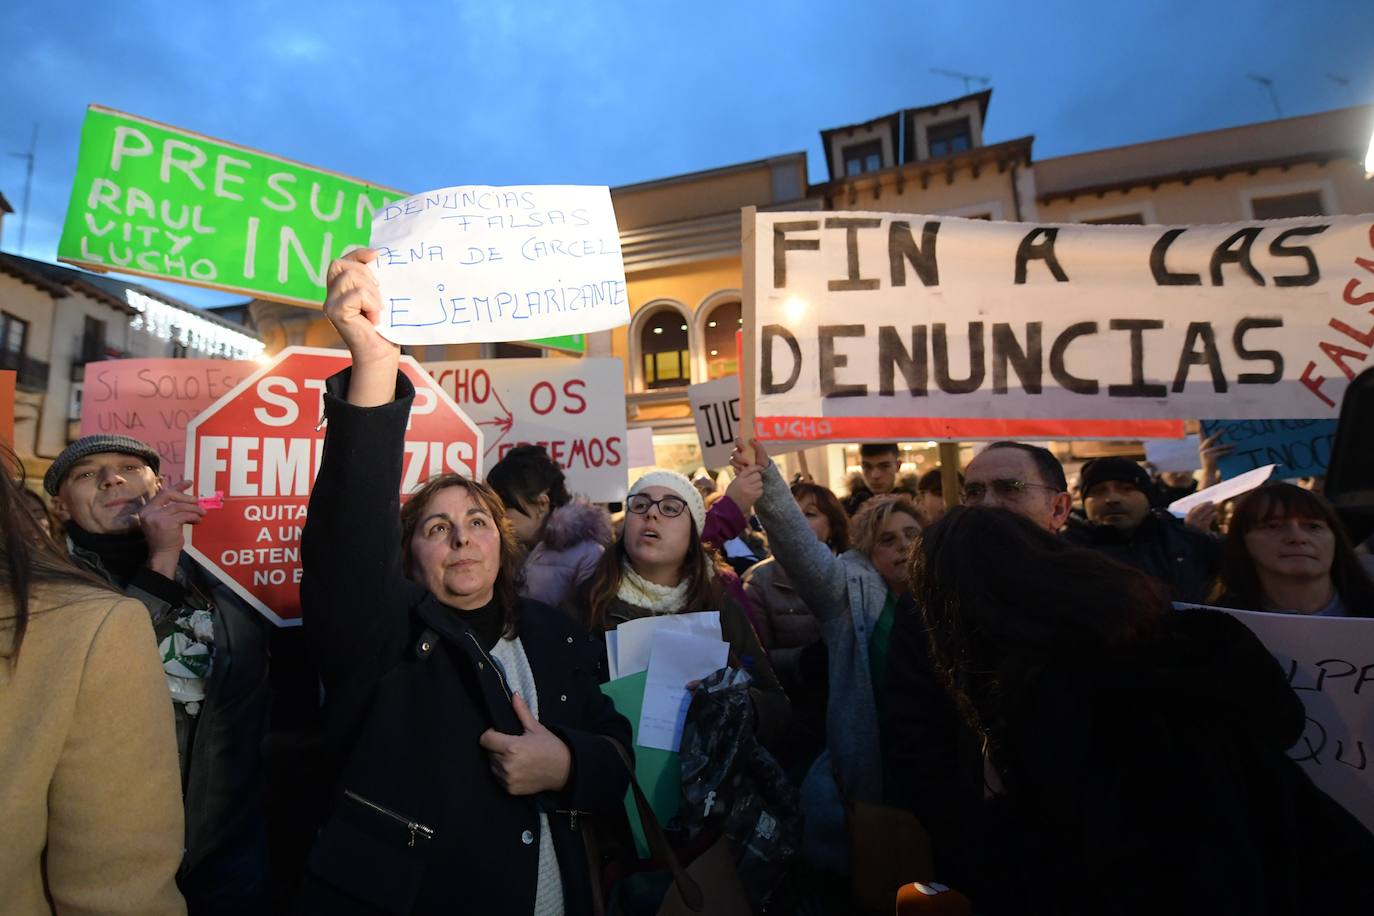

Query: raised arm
<box><xmin>732</xmin><ymin>440</ymin><xmax>848</xmax><ymax>623</ymax></box>
<box><xmin>302</xmin><ymin>250</ymin><xmax>417</xmax><ymax>720</ymax></box>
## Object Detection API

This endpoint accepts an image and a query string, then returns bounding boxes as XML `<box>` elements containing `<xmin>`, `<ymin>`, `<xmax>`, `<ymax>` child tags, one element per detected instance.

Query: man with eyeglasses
<box><xmin>959</xmin><ymin>441</ymin><xmax>1074</xmax><ymax>533</ymax></box>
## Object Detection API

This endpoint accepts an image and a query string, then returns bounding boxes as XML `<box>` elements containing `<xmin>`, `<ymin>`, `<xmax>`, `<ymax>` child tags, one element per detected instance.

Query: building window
<box><xmin>843</xmin><ymin>140</ymin><xmax>884</xmax><ymax>176</ymax></box>
<box><xmin>1249</xmin><ymin>191</ymin><xmax>1325</xmax><ymax>220</ymax></box>
<box><xmin>703</xmin><ymin>301</ymin><xmax>742</xmax><ymax>379</ymax></box>
<box><xmin>80</xmin><ymin>316</ymin><xmax>107</xmax><ymax>363</ymax></box>
<box><xmin>927</xmin><ymin>118</ymin><xmax>972</xmax><ymax>158</ymax></box>
<box><xmin>1082</xmin><ymin>213</ymin><xmax>1146</xmax><ymax>225</ymax></box>
<box><xmin>1</xmin><ymin>312</ymin><xmax>29</xmax><ymax>358</ymax></box>
<box><xmin>641</xmin><ymin>309</ymin><xmax>690</xmax><ymax>389</ymax></box>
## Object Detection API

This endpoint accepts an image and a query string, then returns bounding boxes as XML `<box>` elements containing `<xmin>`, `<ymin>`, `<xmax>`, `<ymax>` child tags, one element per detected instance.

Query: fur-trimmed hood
<box><xmin>541</xmin><ymin>499</ymin><xmax>614</xmax><ymax>552</ymax></box>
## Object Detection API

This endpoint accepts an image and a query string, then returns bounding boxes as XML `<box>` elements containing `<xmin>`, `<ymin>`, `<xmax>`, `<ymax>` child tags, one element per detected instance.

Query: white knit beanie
<box><xmin>628</xmin><ymin>469</ymin><xmax>706</xmax><ymax>531</ymax></box>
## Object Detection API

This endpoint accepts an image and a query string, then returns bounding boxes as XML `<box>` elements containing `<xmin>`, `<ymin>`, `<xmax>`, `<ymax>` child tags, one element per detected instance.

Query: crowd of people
<box><xmin>3</xmin><ymin>245</ymin><xmax>1373</xmax><ymax>916</ymax></box>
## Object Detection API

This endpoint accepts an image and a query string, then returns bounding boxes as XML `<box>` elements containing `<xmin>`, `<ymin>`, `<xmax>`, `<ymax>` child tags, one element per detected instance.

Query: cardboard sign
<box><xmin>688</xmin><ymin>376</ymin><xmax>742</xmax><ymax>469</ymax></box>
<box><xmin>1199</xmin><ymin>418</ymin><xmax>1340</xmax><ymax>481</ymax></box>
<box><xmin>1184</xmin><ymin>605</ymin><xmax>1374</xmax><ymax>832</ymax></box>
<box><xmin>370</xmin><ymin>185</ymin><xmax>629</xmax><ymax>345</ymax></box>
<box><xmin>185</xmin><ymin>347</ymin><xmax>482</xmax><ymax>626</ymax></box>
<box><xmin>0</xmin><ymin>370</ymin><xmax>14</xmax><ymax>449</ymax></box>
<box><xmin>79</xmin><ymin>359</ymin><xmax>255</xmax><ymax>482</ymax></box>
<box><xmin>425</xmin><ymin>358</ymin><xmax>627</xmax><ymax>502</ymax></box>
<box><xmin>57</xmin><ymin>106</ymin><xmax>402</xmax><ymax>305</ymax></box>
<box><xmin>749</xmin><ymin>212</ymin><xmax>1372</xmax><ymax>424</ymax></box>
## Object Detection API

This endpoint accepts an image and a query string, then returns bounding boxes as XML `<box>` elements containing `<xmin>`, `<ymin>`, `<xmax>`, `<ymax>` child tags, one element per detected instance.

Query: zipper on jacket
<box><xmin>466</xmin><ymin>631</ymin><xmax>513</xmax><ymax>702</ymax></box>
<box><xmin>343</xmin><ymin>789</ymin><xmax>436</xmax><ymax>847</ymax></box>
<box><xmin>555</xmin><ymin>808</ymin><xmax>589</xmax><ymax>830</ymax></box>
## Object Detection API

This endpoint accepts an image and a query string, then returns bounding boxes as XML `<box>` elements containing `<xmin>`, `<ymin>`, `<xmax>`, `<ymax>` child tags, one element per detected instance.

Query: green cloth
<box><xmin>600</xmin><ymin>671</ymin><xmax>680</xmax><ymax>858</ymax></box>
<box><xmin>868</xmin><ymin>592</ymin><xmax>897</xmax><ymax>718</ymax></box>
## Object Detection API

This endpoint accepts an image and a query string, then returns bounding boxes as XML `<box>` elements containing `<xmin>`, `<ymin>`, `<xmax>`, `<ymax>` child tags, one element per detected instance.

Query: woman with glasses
<box><xmin>731</xmin><ymin>440</ymin><xmax>922</xmax><ymax>888</ymax></box>
<box><xmin>297</xmin><ymin>250</ymin><xmax>632</xmax><ymax>915</ymax></box>
<box><xmin>578</xmin><ymin>468</ymin><xmax>790</xmax><ymax>749</ymax></box>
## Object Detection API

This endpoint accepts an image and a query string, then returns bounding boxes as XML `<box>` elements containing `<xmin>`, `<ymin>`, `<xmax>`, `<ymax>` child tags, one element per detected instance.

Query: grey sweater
<box><xmin>752</xmin><ymin>462</ymin><xmax>887</xmax><ymax>803</ymax></box>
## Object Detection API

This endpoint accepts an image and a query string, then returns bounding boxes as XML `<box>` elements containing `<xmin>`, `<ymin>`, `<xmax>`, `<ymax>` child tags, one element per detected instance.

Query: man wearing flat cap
<box><xmin>46</xmin><ymin>434</ymin><xmax>271</xmax><ymax>914</ymax></box>
<box><xmin>1063</xmin><ymin>455</ymin><xmax>1222</xmax><ymax>603</ymax></box>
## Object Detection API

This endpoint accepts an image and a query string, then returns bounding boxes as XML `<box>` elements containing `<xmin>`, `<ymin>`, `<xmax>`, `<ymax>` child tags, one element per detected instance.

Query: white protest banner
<box><xmin>688</xmin><ymin>376</ymin><xmax>742</xmax><ymax>469</ymax></box>
<box><xmin>1181</xmin><ymin>605</ymin><xmax>1374</xmax><ymax>831</ymax></box>
<box><xmin>749</xmin><ymin>212</ymin><xmax>1374</xmax><ymax>432</ymax></box>
<box><xmin>425</xmin><ymin>357</ymin><xmax>628</xmax><ymax>502</ymax></box>
<box><xmin>371</xmin><ymin>185</ymin><xmax>629</xmax><ymax>345</ymax></box>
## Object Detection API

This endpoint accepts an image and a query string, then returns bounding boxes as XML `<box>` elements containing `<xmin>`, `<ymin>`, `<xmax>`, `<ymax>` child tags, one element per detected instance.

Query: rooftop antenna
<box><xmin>7</xmin><ymin>124</ymin><xmax>38</xmax><ymax>255</ymax></box>
<box><xmin>1247</xmin><ymin>74</ymin><xmax>1282</xmax><ymax>117</ymax></box>
<box><xmin>929</xmin><ymin>68</ymin><xmax>991</xmax><ymax>94</ymax></box>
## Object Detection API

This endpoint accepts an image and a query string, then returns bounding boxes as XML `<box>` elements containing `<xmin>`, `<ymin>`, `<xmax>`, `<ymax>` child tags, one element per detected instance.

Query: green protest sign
<box><xmin>58</xmin><ymin>105</ymin><xmax>404</xmax><ymax>307</ymax></box>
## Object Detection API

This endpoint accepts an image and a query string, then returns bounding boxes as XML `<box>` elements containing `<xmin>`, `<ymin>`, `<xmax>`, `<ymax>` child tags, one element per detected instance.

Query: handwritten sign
<box><xmin>1184</xmin><ymin>605</ymin><xmax>1374</xmax><ymax>832</ymax></box>
<box><xmin>688</xmin><ymin>376</ymin><xmax>742</xmax><ymax>469</ymax></box>
<box><xmin>371</xmin><ymin>185</ymin><xmax>629</xmax><ymax>345</ymax></box>
<box><xmin>750</xmin><ymin>212</ymin><xmax>1373</xmax><ymax>424</ymax></box>
<box><xmin>79</xmin><ymin>358</ymin><xmax>254</xmax><ymax>482</ymax></box>
<box><xmin>1199</xmin><ymin>418</ymin><xmax>1339</xmax><ymax>480</ymax></box>
<box><xmin>58</xmin><ymin>106</ymin><xmax>401</xmax><ymax>305</ymax></box>
<box><xmin>424</xmin><ymin>357</ymin><xmax>628</xmax><ymax>502</ymax></box>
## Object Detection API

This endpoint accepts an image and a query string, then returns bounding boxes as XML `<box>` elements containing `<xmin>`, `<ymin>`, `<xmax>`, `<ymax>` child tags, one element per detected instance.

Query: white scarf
<box><xmin>616</xmin><ymin>560</ymin><xmax>692</xmax><ymax>614</ymax></box>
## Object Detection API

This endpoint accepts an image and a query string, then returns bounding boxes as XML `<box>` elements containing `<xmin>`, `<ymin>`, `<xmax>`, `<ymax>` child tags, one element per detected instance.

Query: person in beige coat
<box><xmin>1</xmin><ymin>466</ymin><xmax>185</xmax><ymax>916</ymax></box>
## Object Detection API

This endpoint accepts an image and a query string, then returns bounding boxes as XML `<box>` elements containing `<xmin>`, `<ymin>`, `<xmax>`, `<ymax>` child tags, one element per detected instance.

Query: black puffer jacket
<box><xmin>970</xmin><ymin>608</ymin><xmax>1374</xmax><ymax>915</ymax></box>
<box><xmin>1063</xmin><ymin>510</ymin><xmax>1222</xmax><ymax>603</ymax></box>
<box><xmin>297</xmin><ymin>371</ymin><xmax>631</xmax><ymax>915</ymax></box>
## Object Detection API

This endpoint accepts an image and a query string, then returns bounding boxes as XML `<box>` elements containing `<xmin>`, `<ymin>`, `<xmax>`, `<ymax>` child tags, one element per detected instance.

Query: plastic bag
<box><xmin>679</xmin><ymin>667</ymin><xmax>803</xmax><ymax>911</ymax></box>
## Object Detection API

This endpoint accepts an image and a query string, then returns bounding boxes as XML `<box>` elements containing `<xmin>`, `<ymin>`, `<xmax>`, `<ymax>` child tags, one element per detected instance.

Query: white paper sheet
<box><xmin>370</xmin><ymin>185</ymin><xmax>629</xmax><ymax>345</ymax></box>
<box><xmin>612</xmin><ymin>612</ymin><xmax>721</xmax><ymax>679</ymax></box>
<box><xmin>1168</xmin><ymin>464</ymin><xmax>1276</xmax><ymax>517</ymax></box>
<box><xmin>604</xmin><ymin>630</ymin><xmax>620</xmax><ymax>681</ymax></box>
<box><xmin>638</xmin><ymin>629</ymin><xmax>730</xmax><ymax>752</ymax></box>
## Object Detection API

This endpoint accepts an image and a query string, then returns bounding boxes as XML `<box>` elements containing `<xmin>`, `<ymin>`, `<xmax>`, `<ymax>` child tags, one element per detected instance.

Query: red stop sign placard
<box><xmin>184</xmin><ymin>346</ymin><xmax>483</xmax><ymax>626</ymax></box>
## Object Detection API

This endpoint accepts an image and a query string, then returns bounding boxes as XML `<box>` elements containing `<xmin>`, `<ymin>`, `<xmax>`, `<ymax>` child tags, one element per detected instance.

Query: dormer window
<box><xmin>842</xmin><ymin>140</ymin><xmax>884</xmax><ymax>176</ymax></box>
<box><xmin>927</xmin><ymin>117</ymin><xmax>972</xmax><ymax>158</ymax></box>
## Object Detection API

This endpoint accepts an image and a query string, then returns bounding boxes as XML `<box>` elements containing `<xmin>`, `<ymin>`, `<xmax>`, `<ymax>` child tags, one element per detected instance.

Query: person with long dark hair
<box><xmin>913</xmin><ymin>505</ymin><xmax>1374</xmax><ymax>915</ymax></box>
<box><xmin>1212</xmin><ymin>482</ymin><xmax>1374</xmax><ymax>617</ymax></box>
<box><xmin>487</xmin><ymin>445</ymin><xmax>614</xmax><ymax>609</ymax></box>
<box><xmin>298</xmin><ymin>249</ymin><xmax>631</xmax><ymax>915</ymax></box>
<box><xmin>1</xmin><ymin>455</ymin><xmax>186</xmax><ymax>914</ymax></box>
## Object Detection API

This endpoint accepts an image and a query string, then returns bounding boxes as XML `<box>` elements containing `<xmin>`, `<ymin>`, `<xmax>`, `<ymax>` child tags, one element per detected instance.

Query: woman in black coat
<box><xmin>296</xmin><ymin>248</ymin><xmax>631</xmax><ymax>915</ymax></box>
<box><xmin>912</xmin><ymin>505</ymin><xmax>1374</xmax><ymax>916</ymax></box>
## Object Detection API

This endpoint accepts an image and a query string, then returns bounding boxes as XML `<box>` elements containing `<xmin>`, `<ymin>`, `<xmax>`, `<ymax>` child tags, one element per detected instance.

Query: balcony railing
<box><xmin>0</xmin><ymin>351</ymin><xmax>51</xmax><ymax>392</ymax></box>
